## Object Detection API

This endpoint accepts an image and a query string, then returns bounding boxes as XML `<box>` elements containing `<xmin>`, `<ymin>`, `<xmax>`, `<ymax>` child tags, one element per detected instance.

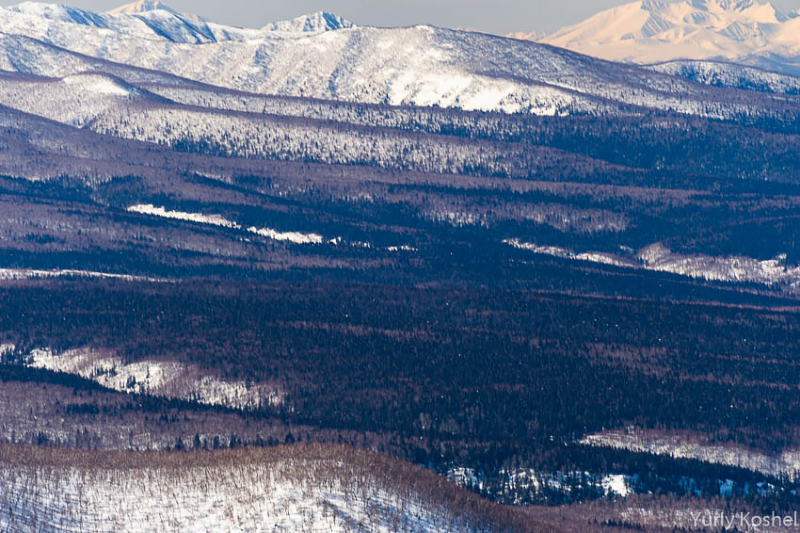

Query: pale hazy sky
<box><xmin>2</xmin><ymin>0</ymin><xmax>800</xmax><ymax>34</ymax></box>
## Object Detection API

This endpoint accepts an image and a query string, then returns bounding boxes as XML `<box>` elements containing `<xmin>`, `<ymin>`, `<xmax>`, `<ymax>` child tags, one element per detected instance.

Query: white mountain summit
<box><xmin>263</xmin><ymin>11</ymin><xmax>355</xmax><ymax>33</ymax></box>
<box><xmin>107</xmin><ymin>0</ymin><xmax>177</xmax><ymax>15</ymax></box>
<box><xmin>108</xmin><ymin>1</ymin><xmax>354</xmax><ymax>33</ymax></box>
<box><xmin>108</xmin><ymin>2</ymin><xmax>354</xmax><ymax>34</ymax></box>
<box><xmin>517</xmin><ymin>0</ymin><xmax>800</xmax><ymax>75</ymax></box>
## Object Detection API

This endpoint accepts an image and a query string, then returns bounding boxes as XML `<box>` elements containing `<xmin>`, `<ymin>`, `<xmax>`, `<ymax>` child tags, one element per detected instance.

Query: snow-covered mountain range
<box><xmin>522</xmin><ymin>0</ymin><xmax>800</xmax><ymax>76</ymax></box>
<box><xmin>0</xmin><ymin>0</ymin><xmax>798</xmax><ymax>116</ymax></box>
<box><xmin>0</xmin><ymin>1</ymin><xmax>614</xmax><ymax>115</ymax></box>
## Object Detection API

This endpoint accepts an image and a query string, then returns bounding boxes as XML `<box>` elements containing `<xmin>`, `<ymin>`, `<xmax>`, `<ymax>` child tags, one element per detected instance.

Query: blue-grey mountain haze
<box><xmin>2</xmin><ymin>0</ymin><xmax>799</xmax><ymax>35</ymax></box>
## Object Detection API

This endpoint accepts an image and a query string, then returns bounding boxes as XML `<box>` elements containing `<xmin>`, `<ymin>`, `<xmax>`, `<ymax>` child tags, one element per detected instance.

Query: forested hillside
<box><xmin>2</xmin><ymin>1</ymin><xmax>800</xmax><ymax>530</ymax></box>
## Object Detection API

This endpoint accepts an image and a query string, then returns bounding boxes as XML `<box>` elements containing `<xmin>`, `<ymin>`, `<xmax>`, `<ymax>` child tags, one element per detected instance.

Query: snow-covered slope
<box><xmin>0</xmin><ymin>444</ymin><xmax>521</xmax><ymax>533</ymax></box>
<box><xmin>531</xmin><ymin>0</ymin><xmax>800</xmax><ymax>76</ymax></box>
<box><xmin>25</xmin><ymin>346</ymin><xmax>283</xmax><ymax>410</ymax></box>
<box><xmin>0</xmin><ymin>2</ymin><xmax>796</xmax><ymax>118</ymax></box>
<box><xmin>649</xmin><ymin>59</ymin><xmax>800</xmax><ymax>94</ymax></box>
<box><xmin>505</xmin><ymin>239</ymin><xmax>800</xmax><ymax>290</ymax></box>
<box><xmin>582</xmin><ymin>430</ymin><xmax>800</xmax><ymax>481</ymax></box>
<box><xmin>0</xmin><ymin>5</ymin><xmax>592</xmax><ymax>115</ymax></box>
<box><xmin>0</xmin><ymin>71</ymin><xmax>151</xmax><ymax>126</ymax></box>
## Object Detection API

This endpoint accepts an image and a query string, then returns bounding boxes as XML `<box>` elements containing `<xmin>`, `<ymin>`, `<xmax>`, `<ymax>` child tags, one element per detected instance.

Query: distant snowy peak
<box><xmin>508</xmin><ymin>30</ymin><xmax>546</xmax><ymax>41</ymax></box>
<box><xmin>697</xmin><ymin>0</ymin><xmax>790</xmax><ymax>23</ymax></box>
<box><xmin>546</xmin><ymin>0</ymin><xmax>785</xmax><ymax>44</ymax></box>
<box><xmin>5</xmin><ymin>2</ymin><xmax>108</xmax><ymax>24</ymax></box>
<box><xmin>262</xmin><ymin>11</ymin><xmax>355</xmax><ymax>33</ymax></box>
<box><xmin>640</xmin><ymin>0</ymin><xmax>787</xmax><ymax>23</ymax></box>
<box><xmin>107</xmin><ymin>0</ymin><xmax>178</xmax><ymax>16</ymax></box>
<box><xmin>0</xmin><ymin>1</ymin><xmax>219</xmax><ymax>44</ymax></box>
<box><xmin>520</xmin><ymin>0</ymin><xmax>800</xmax><ymax>75</ymax></box>
<box><xmin>0</xmin><ymin>3</ymin><xmax>353</xmax><ymax>45</ymax></box>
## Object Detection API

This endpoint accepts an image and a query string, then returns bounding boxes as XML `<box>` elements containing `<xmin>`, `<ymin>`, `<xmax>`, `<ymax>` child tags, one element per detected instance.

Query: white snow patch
<box><xmin>583</xmin><ymin>430</ymin><xmax>800</xmax><ymax>481</ymax></box>
<box><xmin>128</xmin><ymin>204</ymin><xmax>325</xmax><ymax>245</ymax></box>
<box><xmin>246</xmin><ymin>226</ymin><xmax>323</xmax><ymax>245</ymax></box>
<box><xmin>504</xmin><ymin>239</ymin><xmax>634</xmax><ymax>268</ymax></box>
<box><xmin>0</xmin><ymin>268</ymin><xmax>164</xmax><ymax>282</ymax></box>
<box><xmin>602</xmin><ymin>474</ymin><xmax>630</xmax><ymax>497</ymax></box>
<box><xmin>127</xmin><ymin>204</ymin><xmax>239</xmax><ymax>228</ymax></box>
<box><xmin>27</xmin><ymin>347</ymin><xmax>282</xmax><ymax>410</ymax></box>
<box><xmin>505</xmin><ymin>239</ymin><xmax>800</xmax><ymax>288</ymax></box>
<box><xmin>639</xmin><ymin>243</ymin><xmax>800</xmax><ymax>285</ymax></box>
<box><xmin>63</xmin><ymin>74</ymin><xmax>131</xmax><ymax>96</ymax></box>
